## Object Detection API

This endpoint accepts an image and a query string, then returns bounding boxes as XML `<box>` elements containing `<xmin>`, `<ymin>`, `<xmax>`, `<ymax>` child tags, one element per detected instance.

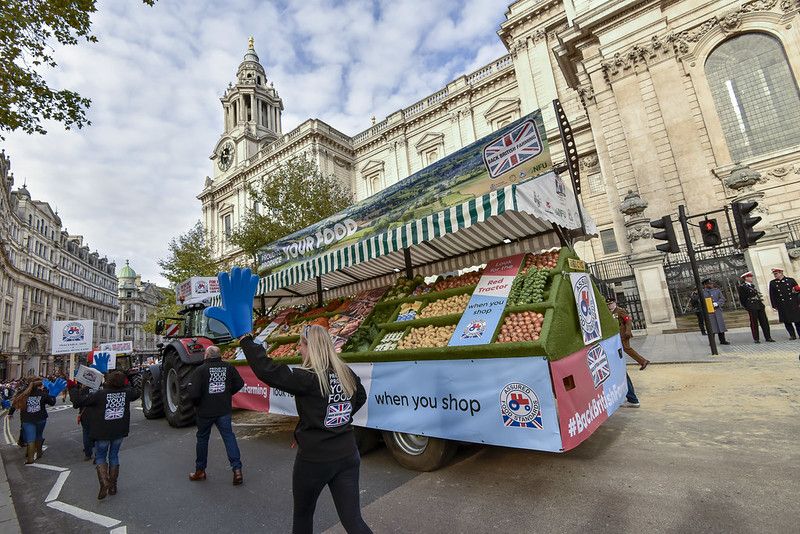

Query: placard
<box><xmin>176</xmin><ymin>277</ymin><xmax>220</xmax><ymax>304</ymax></box>
<box><xmin>449</xmin><ymin>254</ymin><xmax>525</xmax><ymax>346</ymax></box>
<box><xmin>75</xmin><ymin>365</ymin><xmax>104</xmax><ymax>390</ymax></box>
<box><xmin>569</xmin><ymin>273</ymin><xmax>602</xmax><ymax>345</ymax></box>
<box><xmin>51</xmin><ymin>320</ymin><xmax>93</xmax><ymax>354</ymax></box>
<box><xmin>100</xmin><ymin>341</ymin><xmax>133</xmax><ymax>353</ymax></box>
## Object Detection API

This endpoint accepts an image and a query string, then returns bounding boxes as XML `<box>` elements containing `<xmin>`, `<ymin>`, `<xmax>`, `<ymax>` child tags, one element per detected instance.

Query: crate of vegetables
<box><xmin>396</xmin><ymin>324</ymin><xmax>456</xmax><ymax>350</ymax></box>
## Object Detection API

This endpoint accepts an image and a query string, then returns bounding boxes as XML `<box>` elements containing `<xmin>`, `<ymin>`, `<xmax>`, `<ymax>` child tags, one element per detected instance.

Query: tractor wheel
<box><xmin>381</xmin><ymin>431</ymin><xmax>457</xmax><ymax>472</ymax></box>
<box><xmin>129</xmin><ymin>371</ymin><xmax>143</xmax><ymax>393</ymax></box>
<box><xmin>141</xmin><ymin>370</ymin><xmax>164</xmax><ymax>419</ymax></box>
<box><xmin>161</xmin><ymin>351</ymin><xmax>196</xmax><ymax>428</ymax></box>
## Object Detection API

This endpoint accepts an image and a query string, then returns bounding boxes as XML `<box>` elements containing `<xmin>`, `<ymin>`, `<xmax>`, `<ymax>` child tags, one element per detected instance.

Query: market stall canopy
<box><xmin>223</xmin><ymin>110</ymin><xmax>597</xmax><ymax>306</ymax></box>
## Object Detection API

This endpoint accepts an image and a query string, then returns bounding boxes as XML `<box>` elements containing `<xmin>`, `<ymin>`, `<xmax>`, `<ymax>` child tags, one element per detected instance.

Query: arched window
<box><xmin>705</xmin><ymin>33</ymin><xmax>800</xmax><ymax>161</ymax></box>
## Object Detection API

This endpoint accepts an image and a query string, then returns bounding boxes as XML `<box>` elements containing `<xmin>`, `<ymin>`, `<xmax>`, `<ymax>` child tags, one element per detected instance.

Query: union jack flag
<box><xmin>587</xmin><ymin>345</ymin><xmax>610</xmax><ymax>389</ymax></box>
<box><xmin>324</xmin><ymin>402</ymin><xmax>352</xmax><ymax>428</ymax></box>
<box><xmin>482</xmin><ymin>119</ymin><xmax>543</xmax><ymax>179</ymax></box>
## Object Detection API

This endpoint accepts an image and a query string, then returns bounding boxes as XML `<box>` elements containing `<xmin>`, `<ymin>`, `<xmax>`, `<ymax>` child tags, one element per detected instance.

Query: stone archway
<box><xmin>24</xmin><ymin>338</ymin><xmax>40</xmax><ymax>376</ymax></box>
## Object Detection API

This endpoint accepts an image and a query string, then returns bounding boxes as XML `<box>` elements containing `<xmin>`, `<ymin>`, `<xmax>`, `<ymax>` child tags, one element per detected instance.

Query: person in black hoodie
<box><xmin>71</xmin><ymin>370</ymin><xmax>141</xmax><ymax>500</ymax></box>
<box><xmin>8</xmin><ymin>378</ymin><xmax>55</xmax><ymax>464</ymax></box>
<box><xmin>239</xmin><ymin>324</ymin><xmax>371</xmax><ymax>534</ymax></box>
<box><xmin>186</xmin><ymin>345</ymin><xmax>245</xmax><ymax>485</ymax></box>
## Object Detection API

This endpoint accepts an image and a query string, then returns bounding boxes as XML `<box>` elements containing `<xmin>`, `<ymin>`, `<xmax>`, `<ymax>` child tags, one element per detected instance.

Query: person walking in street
<box><xmin>240</xmin><ymin>325</ymin><xmax>372</xmax><ymax>534</ymax></box>
<box><xmin>688</xmin><ymin>290</ymin><xmax>707</xmax><ymax>335</ymax></box>
<box><xmin>768</xmin><ymin>267</ymin><xmax>800</xmax><ymax>339</ymax></box>
<box><xmin>69</xmin><ymin>382</ymin><xmax>97</xmax><ymax>461</ymax></box>
<box><xmin>606</xmin><ymin>296</ymin><xmax>649</xmax><ymax>369</ymax></box>
<box><xmin>8</xmin><ymin>379</ymin><xmax>56</xmax><ymax>464</ymax></box>
<box><xmin>70</xmin><ymin>370</ymin><xmax>141</xmax><ymax>499</ymax></box>
<box><xmin>702</xmin><ymin>279</ymin><xmax>729</xmax><ymax>345</ymax></box>
<box><xmin>738</xmin><ymin>272</ymin><xmax>774</xmax><ymax>344</ymax></box>
<box><xmin>186</xmin><ymin>345</ymin><xmax>245</xmax><ymax>485</ymax></box>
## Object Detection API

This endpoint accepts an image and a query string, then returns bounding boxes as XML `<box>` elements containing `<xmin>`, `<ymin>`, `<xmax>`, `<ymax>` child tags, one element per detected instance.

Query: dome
<box><xmin>237</xmin><ymin>37</ymin><xmax>266</xmax><ymax>82</ymax></box>
<box><xmin>118</xmin><ymin>260</ymin><xmax>137</xmax><ymax>279</ymax></box>
<box><xmin>16</xmin><ymin>184</ymin><xmax>30</xmax><ymax>199</ymax></box>
<box><xmin>243</xmin><ymin>36</ymin><xmax>260</xmax><ymax>63</ymax></box>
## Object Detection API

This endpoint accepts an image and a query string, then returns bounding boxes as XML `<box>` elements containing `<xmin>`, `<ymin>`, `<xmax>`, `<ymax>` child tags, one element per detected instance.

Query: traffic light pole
<box><xmin>678</xmin><ymin>204</ymin><xmax>719</xmax><ymax>356</ymax></box>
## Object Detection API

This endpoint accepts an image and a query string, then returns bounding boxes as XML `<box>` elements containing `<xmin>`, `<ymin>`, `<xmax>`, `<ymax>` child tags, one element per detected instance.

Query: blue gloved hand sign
<box><xmin>91</xmin><ymin>352</ymin><xmax>111</xmax><ymax>374</ymax></box>
<box><xmin>203</xmin><ymin>267</ymin><xmax>259</xmax><ymax>338</ymax></box>
<box><xmin>44</xmin><ymin>377</ymin><xmax>67</xmax><ymax>397</ymax></box>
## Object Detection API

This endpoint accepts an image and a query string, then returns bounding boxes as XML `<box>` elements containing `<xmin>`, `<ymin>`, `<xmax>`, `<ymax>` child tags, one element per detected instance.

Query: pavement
<box><xmin>0</xmin><ymin>429</ymin><xmax>21</xmax><ymax>534</ymax></box>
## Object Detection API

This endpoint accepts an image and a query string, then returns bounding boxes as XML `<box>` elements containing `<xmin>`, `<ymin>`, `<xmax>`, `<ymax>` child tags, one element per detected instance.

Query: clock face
<box><xmin>218</xmin><ymin>142</ymin><xmax>234</xmax><ymax>171</ymax></box>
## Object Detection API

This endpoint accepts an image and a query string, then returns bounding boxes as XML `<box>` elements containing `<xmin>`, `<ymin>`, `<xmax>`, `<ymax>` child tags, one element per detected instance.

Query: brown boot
<box><xmin>188</xmin><ymin>469</ymin><xmax>206</xmax><ymax>481</ymax></box>
<box><xmin>34</xmin><ymin>440</ymin><xmax>44</xmax><ymax>460</ymax></box>
<box><xmin>108</xmin><ymin>465</ymin><xmax>119</xmax><ymax>495</ymax></box>
<box><xmin>96</xmin><ymin>464</ymin><xmax>110</xmax><ymax>500</ymax></box>
<box><xmin>25</xmin><ymin>443</ymin><xmax>36</xmax><ymax>464</ymax></box>
<box><xmin>232</xmin><ymin>468</ymin><xmax>243</xmax><ymax>486</ymax></box>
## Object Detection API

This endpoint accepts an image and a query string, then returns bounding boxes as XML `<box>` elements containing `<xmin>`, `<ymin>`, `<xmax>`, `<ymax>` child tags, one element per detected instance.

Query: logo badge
<box><xmin>500</xmin><ymin>382</ymin><xmax>543</xmax><ymax>429</ymax></box>
<box><xmin>461</xmin><ymin>320</ymin><xmax>487</xmax><ymax>339</ymax></box>
<box><xmin>195</xmin><ymin>280</ymin><xmax>208</xmax><ymax>294</ymax></box>
<box><xmin>62</xmin><ymin>322</ymin><xmax>85</xmax><ymax>342</ymax></box>
<box><xmin>482</xmin><ymin>119</ymin><xmax>543</xmax><ymax>179</ymax></box>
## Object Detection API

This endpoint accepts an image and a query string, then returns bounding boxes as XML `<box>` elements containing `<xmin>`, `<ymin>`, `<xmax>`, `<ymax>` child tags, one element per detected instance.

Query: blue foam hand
<box><xmin>203</xmin><ymin>267</ymin><xmax>259</xmax><ymax>338</ymax></box>
<box><xmin>45</xmin><ymin>378</ymin><xmax>67</xmax><ymax>397</ymax></box>
<box><xmin>91</xmin><ymin>352</ymin><xmax>111</xmax><ymax>374</ymax></box>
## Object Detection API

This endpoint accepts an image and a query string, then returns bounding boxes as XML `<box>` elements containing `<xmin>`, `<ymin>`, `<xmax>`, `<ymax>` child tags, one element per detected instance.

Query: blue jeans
<box><xmin>626</xmin><ymin>373</ymin><xmax>639</xmax><ymax>404</ymax></box>
<box><xmin>195</xmin><ymin>413</ymin><xmax>241</xmax><ymax>471</ymax></box>
<box><xmin>95</xmin><ymin>438</ymin><xmax>124</xmax><ymax>466</ymax></box>
<box><xmin>82</xmin><ymin>424</ymin><xmax>94</xmax><ymax>458</ymax></box>
<box><xmin>22</xmin><ymin>420</ymin><xmax>46</xmax><ymax>444</ymax></box>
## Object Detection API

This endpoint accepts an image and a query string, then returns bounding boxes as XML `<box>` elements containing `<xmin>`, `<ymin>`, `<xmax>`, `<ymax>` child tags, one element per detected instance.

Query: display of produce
<box><xmin>418</xmin><ymin>293</ymin><xmax>470</xmax><ymax>318</ymax></box>
<box><xmin>397</xmin><ymin>324</ymin><xmax>457</xmax><ymax>350</ymax></box>
<box><xmin>270</xmin><ymin>342</ymin><xmax>300</xmax><ymax>359</ymax></box>
<box><xmin>384</xmin><ymin>275</ymin><xmax>423</xmax><ymax>301</ymax></box>
<box><xmin>396</xmin><ymin>301</ymin><xmax>426</xmax><ymax>322</ymax></box>
<box><xmin>508</xmin><ymin>267</ymin><xmax>550</xmax><ymax>305</ymax></box>
<box><xmin>410</xmin><ymin>283</ymin><xmax>434</xmax><ymax>296</ymax></box>
<box><xmin>496</xmin><ymin>311</ymin><xmax>545</xmax><ymax>343</ymax></box>
<box><xmin>432</xmin><ymin>270</ymin><xmax>482</xmax><ymax>292</ymax></box>
<box><xmin>375</xmin><ymin>331</ymin><xmax>405</xmax><ymax>352</ymax></box>
<box><xmin>520</xmin><ymin>250</ymin><xmax>560</xmax><ymax>274</ymax></box>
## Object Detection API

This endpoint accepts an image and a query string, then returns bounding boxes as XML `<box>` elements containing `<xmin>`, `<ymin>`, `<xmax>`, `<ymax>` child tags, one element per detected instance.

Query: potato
<box><xmin>397</xmin><ymin>324</ymin><xmax>457</xmax><ymax>349</ymax></box>
<box><xmin>419</xmin><ymin>293</ymin><xmax>470</xmax><ymax>318</ymax></box>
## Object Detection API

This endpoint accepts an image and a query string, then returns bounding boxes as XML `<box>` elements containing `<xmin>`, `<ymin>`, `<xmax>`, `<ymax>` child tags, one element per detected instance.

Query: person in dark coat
<box><xmin>768</xmin><ymin>267</ymin><xmax>800</xmax><ymax>339</ymax></box>
<box><xmin>702</xmin><ymin>279</ymin><xmax>729</xmax><ymax>345</ymax></box>
<box><xmin>8</xmin><ymin>379</ymin><xmax>55</xmax><ymax>463</ymax></box>
<box><xmin>186</xmin><ymin>345</ymin><xmax>245</xmax><ymax>485</ymax></box>
<box><xmin>69</xmin><ymin>382</ymin><xmax>97</xmax><ymax>461</ymax></box>
<box><xmin>688</xmin><ymin>290</ymin><xmax>706</xmax><ymax>335</ymax></box>
<box><xmin>737</xmin><ymin>272</ymin><xmax>774</xmax><ymax>343</ymax></box>
<box><xmin>240</xmin><ymin>325</ymin><xmax>371</xmax><ymax>534</ymax></box>
<box><xmin>71</xmin><ymin>370</ymin><xmax>141</xmax><ymax>500</ymax></box>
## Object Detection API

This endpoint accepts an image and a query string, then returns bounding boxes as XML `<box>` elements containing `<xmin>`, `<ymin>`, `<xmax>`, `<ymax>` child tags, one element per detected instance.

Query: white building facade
<box><xmin>201</xmin><ymin>0</ymin><xmax>800</xmax><ymax>332</ymax></box>
<box><xmin>0</xmin><ymin>151</ymin><xmax>119</xmax><ymax>379</ymax></box>
<box><xmin>117</xmin><ymin>261</ymin><xmax>165</xmax><ymax>353</ymax></box>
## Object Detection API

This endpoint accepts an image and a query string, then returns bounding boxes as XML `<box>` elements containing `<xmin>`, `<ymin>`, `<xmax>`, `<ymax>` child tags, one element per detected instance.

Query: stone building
<box><xmin>200</xmin><ymin>0</ymin><xmax>800</xmax><ymax>332</ymax></box>
<box><xmin>0</xmin><ymin>151</ymin><xmax>119</xmax><ymax>379</ymax></box>
<box><xmin>117</xmin><ymin>261</ymin><xmax>165</xmax><ymax>353</ymax></box>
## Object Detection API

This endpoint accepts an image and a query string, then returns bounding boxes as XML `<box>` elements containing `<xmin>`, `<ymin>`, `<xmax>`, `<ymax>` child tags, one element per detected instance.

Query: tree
<box><xmin>0</xmin><ymin>0</ymin><xmax>156</xmax><ymax>140</ymax></box>
<box><xmin>158</xmin><ymin>221</ymin><xmax>219</xmax><ymax>287</ymax></box>
<box><xmin>142</xmin><ymin>287</ymin><xmax>180</xmax><ymax>334</ymax></box>
<box><xmin>229</xmin><ymin>155</ymin><xmax>352</xmax><ymax>267</ymax></box>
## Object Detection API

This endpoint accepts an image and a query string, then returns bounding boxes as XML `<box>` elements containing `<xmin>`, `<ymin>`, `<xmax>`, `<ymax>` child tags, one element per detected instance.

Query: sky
<box><xmin>3</xmin><ymin>0</ymin><xmax>510</xmax><ymax>287</ymax></box>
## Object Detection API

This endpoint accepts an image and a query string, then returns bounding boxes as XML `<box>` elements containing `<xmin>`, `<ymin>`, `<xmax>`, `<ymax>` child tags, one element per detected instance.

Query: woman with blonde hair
<box><xmin>240</xmin><ymin>324</ymin><xmax>371</xmax><ymax>534</ymax></box>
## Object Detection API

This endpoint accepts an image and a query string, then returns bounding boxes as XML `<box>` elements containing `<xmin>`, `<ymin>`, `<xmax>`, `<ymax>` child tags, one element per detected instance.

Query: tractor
<box><xmin>140</xmin><ymin>281</ymin><xmax>231</xmax><ymax>427</ymax></box>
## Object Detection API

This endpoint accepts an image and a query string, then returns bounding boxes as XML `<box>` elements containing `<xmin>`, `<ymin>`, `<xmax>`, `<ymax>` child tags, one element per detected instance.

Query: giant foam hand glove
<box><xmin>204</xmin><ymin>267</ymin><xmax>259</xmax><ymax>338</ymax></box>
<box><xmin>43</xmin><ymin>378</ymin><xmax>67</xmax><ymax>397</ymax></box>
<box><xmin>91</xmin><ymin>352</ymin><xmax>111</xmax><ymax>374</ymax></box>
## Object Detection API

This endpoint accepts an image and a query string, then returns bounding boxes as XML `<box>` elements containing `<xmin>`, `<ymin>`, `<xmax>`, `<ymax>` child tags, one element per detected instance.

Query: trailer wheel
<box><xmin>382</xmin><ymin>431</ymin><xmax>457</xmax><ymax>471</ymax></box>
<box><xmin>141</xmin><ymin>371</ymin><xmax>164</xmax><ymax>419</ymax></box>
<box><xmin>162</xmin><ymin>352</ymin><xmax>196</xmax><ymax>427</ymax></box>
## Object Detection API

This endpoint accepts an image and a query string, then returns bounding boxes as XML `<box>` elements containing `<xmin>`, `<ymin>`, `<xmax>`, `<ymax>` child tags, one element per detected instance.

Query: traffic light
<box><xmin>700</xmin><ymin>218</ymin><xmax>722</xmax><ymax>247</ymax></box>
<box><xmin>650</xmin><ymin>215</ymin><xmax>680</xmax><ymax>254</ymax></box>
<box><xmin>732</xmin><ymin>201</ymin><xmax>765</xmax><ymax>248</ymax></box>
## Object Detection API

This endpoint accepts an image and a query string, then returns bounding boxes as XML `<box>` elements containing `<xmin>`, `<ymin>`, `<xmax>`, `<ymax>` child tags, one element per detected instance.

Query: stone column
<box><xmin>620</xmin><ymin>190</ymin><xmax>678</xmax><ymax>332</ymax></box>
<box><xmin>724</xmin><ymin>164</ymin><xmax>791</xmax><ymax>321</ymax></box>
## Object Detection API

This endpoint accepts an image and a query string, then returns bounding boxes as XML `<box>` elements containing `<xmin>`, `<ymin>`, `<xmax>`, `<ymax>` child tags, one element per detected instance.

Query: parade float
<box><xmin>209</xmin><ymin>108</ymin><xmax>628</xmax><ymax>470</ymax></box>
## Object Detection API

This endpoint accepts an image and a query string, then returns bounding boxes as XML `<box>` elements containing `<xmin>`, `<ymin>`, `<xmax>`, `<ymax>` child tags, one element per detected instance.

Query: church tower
<box><xmin>211</xmin><ymin>37</ymin><xmax>284</xmax><ymax>178</ymax></box>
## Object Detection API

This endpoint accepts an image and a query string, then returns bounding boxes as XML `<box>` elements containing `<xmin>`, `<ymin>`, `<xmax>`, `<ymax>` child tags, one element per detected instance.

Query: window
<box><xmin>364</xmin><ymin>172</ymin><xmax>380</xmax><ymax>196</ymax></box>
<box><xmin>495</xmin><ymin>116</ymin><xmax>513</xmax><ymax>129</ymax></box>
<box><xmin>223</xmin><ymin>214</ymin><xmax>232</xmax><ymax>238</ymax></box>
<box><xmin>588</xmin><ymin>173</ymin><xmax>604</xmax><ymax>194</ymax></box>
<box><xmin>425</xmin><ymin>149</ymin><xmax>438</xmax><ymax>166</ymax></box>
<box><xmin>705</xmin><ymin>33</ymin><xmax>800</xmax><ymax>161</ymax></box>
<box><xmin>600</xmin><ymin>229</ymin><xmax>619</xmax><ymax>254</ymax></box>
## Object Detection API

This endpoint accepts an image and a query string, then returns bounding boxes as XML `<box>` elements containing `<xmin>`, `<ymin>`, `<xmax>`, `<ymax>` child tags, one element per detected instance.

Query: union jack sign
<box><xmin>482</xmin><ymin>119</ymin><xmax>543</xmax><ymax>179</ymax></box>
<box><xmin>587</xmin><ymin>344</ymin><xmax>610</xmax><ymax>389</ymax></box>
<box><xmin>324</xmin><ymin>401</ymin><xmax>352</xmax><ymax>428</ymax></box>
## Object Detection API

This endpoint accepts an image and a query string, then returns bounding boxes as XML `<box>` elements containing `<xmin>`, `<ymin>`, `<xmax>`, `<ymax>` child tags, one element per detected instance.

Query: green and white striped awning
<box><xmin>223</xmin><ymin>172</ymin><xmax>596</xmax><ymax>306</ymax></box>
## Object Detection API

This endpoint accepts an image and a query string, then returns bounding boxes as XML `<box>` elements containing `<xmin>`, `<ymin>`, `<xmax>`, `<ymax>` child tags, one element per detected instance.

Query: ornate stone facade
<box><xmin>117</xmin><ymin>261</ymin><xmax>166</xmax><ymax>353</ymax></box>
<box><xmin>0</xmin><ymin>151</ymin><xmax>119</xmax><ymax>379</ymax></box>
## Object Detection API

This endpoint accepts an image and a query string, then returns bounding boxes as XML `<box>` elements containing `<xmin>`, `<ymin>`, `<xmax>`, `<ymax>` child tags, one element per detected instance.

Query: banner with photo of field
<box><xmin>258</xmin><ymin>109</ymin><xmax>552</xmax><ymax>273</ymax></box>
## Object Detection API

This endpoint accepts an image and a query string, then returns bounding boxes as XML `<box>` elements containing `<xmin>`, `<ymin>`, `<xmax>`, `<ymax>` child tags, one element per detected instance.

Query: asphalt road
<box><xmin>3</xmin><ymin>347</ymin><xmax>798</xmax><ymax>533</ymax></box>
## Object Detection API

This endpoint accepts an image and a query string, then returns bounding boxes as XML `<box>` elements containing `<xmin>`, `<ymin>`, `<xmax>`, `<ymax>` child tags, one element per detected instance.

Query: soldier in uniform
<box><xmin>737</xmin><ymin>272</ymin><xmax>774</xmax><ymax>343</ymax></box>
<box><xmin>606</xmin><ymin>296</ymin><xmax>649</xmax><ymax>370</ymax></box>
<box><xmin>702</xmin><ymin>279</ymin><xmax>729</xmax><ymax>345</ymax></box>
<box><xmin>768</xmin><ymin>267</ymin><xmax>800</xmax><ymax>339</ymax></box>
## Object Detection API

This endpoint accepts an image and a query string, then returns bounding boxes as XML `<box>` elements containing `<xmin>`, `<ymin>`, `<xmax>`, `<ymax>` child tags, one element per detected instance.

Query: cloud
<box><xmin>2</xmin><ymin>0</ymin><xmax>510</xmax><ymax>286</ymax></box>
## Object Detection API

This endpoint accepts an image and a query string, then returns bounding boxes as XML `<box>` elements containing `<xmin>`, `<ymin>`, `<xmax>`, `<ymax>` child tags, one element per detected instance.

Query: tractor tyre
<box><xmin>161</xmin><ymin>351</ymin><xmax>196</xmax><ymax>428</ymax></box>
<box><xmin>129</xmin><ymin>371</ymin><xmax>143</xmax><ymax>394</ymax></box>
<box><xmin>381</xmin><ymin>431</ymin><xmax>457</xmax><ymax>472</ymax></box>
<box><xmin>141</xmin><ymin>370</ymin><xmax>164</xmax><ymax>420</ymax></box>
